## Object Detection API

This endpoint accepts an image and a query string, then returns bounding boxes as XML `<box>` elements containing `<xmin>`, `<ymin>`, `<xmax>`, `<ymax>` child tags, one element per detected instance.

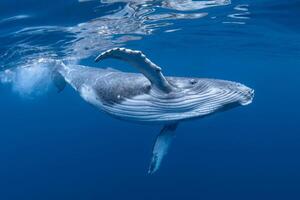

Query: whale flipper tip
<box><xmin>148</xmin><ymin>123</ymin><xmax>178</xmax><ymax>174</ymax></box>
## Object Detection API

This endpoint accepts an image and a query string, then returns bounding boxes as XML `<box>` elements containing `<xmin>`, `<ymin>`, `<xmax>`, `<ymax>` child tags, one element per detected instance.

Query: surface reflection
<box><xmin>0</xmin><ymin>0</ymin><xmax>231</xmax><ymax>69</ymax></box>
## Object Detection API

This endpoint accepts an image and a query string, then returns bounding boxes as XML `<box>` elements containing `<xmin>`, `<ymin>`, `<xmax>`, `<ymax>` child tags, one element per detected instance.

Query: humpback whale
<box><xmin>52</xmin><ymin>48</ymin><xmax>254</xmax><ymax>174</ymax></box>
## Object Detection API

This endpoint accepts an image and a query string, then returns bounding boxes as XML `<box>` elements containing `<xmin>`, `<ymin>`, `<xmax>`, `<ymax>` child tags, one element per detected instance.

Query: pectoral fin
<box><xmin>95</xmin><ymin>48</ymin><xmax>175</xmax><ymax>93</ymax></box>
<box><xmin>148</xmin><ymin>123</ymin><xmax>178</xmax><ymax>174</ymax></box>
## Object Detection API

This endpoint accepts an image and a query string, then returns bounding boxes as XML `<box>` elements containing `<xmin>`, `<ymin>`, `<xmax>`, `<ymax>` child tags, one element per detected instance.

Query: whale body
<box><xmin>53</xmin><ymin>48</ymin><xmax>254</xmax><ymax>174</ymax></box>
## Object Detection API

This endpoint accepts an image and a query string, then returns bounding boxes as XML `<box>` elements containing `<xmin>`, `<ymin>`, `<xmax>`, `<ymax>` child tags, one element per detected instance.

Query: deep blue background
<box><xmin>1</xmin><ymin>0</ymin><xmax>300</xmax><ymax>199</ymax></box>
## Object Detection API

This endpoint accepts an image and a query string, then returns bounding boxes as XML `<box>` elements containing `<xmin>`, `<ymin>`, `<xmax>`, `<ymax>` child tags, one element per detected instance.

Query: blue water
<box><xmin>1</xmin><ymin>0</ymin><xmax>300</xmax><ymax>199</ymax></box>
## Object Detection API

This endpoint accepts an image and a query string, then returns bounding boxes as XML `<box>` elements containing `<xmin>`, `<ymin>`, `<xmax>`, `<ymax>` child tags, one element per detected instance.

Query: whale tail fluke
<box><xmin>148</xmin><ymin>123</ymin><xmax>178</xmax><ymax>174</ymax></box>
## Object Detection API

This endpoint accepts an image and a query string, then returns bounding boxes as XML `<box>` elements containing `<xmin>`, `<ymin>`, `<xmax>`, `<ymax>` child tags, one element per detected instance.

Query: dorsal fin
<box><xmin>95</xmin><ymin>48</ymin><xmax>174</xmax><ymax>93</ymax></box>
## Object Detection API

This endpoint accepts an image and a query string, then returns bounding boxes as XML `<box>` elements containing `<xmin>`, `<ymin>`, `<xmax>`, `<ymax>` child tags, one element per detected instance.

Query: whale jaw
<box><xmin>238</xmin><ymin>85</ymin><xmax>255</xmax><ymax>106</ymax></box>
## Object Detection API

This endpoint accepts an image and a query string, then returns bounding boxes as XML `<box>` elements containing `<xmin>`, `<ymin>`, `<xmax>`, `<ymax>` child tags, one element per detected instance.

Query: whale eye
<box><xmin>189</xmin><ymin>79</ymin><xmax>197</xmax><ymax>85</ymax></box>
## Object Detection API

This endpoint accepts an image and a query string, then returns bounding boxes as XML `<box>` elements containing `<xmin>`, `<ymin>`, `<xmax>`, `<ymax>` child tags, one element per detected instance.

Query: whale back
<box><xmin>57</xmin><ymin>64</ymin><xmax>152</xmax><ymax>104</ymax></box>
<box><xmin>93</xmin><ymin>72</ymin><xmax>151</xmax><ymax>104</ymax></box>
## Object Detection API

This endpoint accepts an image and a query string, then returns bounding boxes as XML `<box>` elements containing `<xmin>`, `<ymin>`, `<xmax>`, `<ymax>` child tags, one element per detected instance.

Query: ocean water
<box><xmin>0</xmin><ymin>0</ymin><xmax>300</xmax><ymax>199</ymax></box>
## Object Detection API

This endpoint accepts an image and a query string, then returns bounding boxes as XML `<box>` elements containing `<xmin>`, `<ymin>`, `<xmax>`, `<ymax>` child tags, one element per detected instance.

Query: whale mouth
<box><xmin>237</xmin><ymin>85</ymin><xmax>255</xmax><ymax>106</ymax></box>
<box><xmin>240</xmin><ymin>89</ymin><xmax>254</xmax><ymax>106</ymax></box>
<box><xmin>100</xmin><ymin>78</ymin><xmax>254</xmax><ymax>123</ymax></box>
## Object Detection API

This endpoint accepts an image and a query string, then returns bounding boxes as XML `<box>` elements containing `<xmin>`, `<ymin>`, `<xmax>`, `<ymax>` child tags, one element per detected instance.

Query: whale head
<box><xmin>97</xmin><ymin>75</ymin><xmax>254</xmax><ymax>123</ymax></box>
<box><xmin>171</xmin><ymin>77</ymin><xmax>254</xmax><ymax>106</ymax></box>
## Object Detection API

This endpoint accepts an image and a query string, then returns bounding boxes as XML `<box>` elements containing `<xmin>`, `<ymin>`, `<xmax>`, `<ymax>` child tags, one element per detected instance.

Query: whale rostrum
<box><xmin>53</xmin><ymin>48</ymin><xmax>254</xmax><ymax>174</ymax></box>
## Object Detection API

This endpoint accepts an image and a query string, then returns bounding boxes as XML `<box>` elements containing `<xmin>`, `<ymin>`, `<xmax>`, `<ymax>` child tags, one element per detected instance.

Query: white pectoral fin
<box><xmin>95</xmin><ymin>48</ymin><xmax>174</xmax><ymax>93</ymax></box>
<box><xmin>148</xmin><ymin>123</ymin><xmax>178</xmax><ymax>174</ymax></box>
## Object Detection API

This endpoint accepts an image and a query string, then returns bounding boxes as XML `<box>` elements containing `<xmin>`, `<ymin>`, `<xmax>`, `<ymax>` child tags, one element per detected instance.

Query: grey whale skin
<box><xmin>53</xmin><ymin>48</ymin><xmax>254</xmax><ymax>174</ymax></box>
